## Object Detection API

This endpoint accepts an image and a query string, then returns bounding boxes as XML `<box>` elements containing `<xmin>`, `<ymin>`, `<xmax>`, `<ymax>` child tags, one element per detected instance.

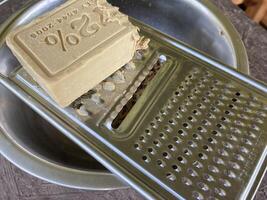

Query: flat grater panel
<box><xmin>2</xmin><ymin>19</ymin><xmax>267</xmax><ymax>200</ymax></box>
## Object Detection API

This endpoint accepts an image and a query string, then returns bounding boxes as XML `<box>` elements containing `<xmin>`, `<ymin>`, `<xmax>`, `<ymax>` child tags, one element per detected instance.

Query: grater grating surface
<box><xmin>3</xmin><ymin>20</ymin><xmax>267</xmax><ymax>200</ymax></box>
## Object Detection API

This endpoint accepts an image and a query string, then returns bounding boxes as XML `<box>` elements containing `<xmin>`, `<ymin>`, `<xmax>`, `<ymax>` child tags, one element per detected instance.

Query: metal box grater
<box><xmin>1</xmin><ymin>19</ymin><xmax>267</xmax><ymax>200</ymax></box>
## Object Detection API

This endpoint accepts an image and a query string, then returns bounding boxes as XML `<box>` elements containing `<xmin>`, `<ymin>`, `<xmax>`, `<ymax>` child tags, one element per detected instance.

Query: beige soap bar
<box><xmin>6</xmin><ymin>0</ymin><xmax>140</xmax><ymax>107</ymax></box>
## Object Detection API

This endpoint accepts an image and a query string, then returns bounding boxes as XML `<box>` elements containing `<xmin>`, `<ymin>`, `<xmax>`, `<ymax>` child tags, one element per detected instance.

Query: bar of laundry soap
<box><xmin>6</xmin><ymin>0</ymin><xmax>140</xmax><ymax>107</ymax></box>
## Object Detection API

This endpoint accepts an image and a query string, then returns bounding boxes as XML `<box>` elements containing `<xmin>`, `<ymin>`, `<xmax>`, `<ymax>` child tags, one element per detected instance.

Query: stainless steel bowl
<box><xmin>0</xmin><ymin>0</ymin><xmax>249</xmax><ymax>189</ymax></box>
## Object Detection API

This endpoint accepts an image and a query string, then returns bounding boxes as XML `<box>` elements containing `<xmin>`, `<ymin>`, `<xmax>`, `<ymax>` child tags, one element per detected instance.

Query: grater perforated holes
<box><xmin>145</xmin><ymin>129</ymin><xmax>151</xmax><ymax>135</ymax></box>
<box><xmin>202</xmin><ymin>120</ymin><xmax>210</xmax><ymax>126</ymax></box>
<box><xmin>160</xmin><ymin>109</ymin><xmax>168</xmax><ymax>115</ymax></box>
<box><xmin>188</xmin><ymin>116</ymin><xmax>194</xmax><ymax>121</ymax></box>
<box><xmin>150</xmin><ymin>122</ymin><xmax>157</xmax><ymax>129</ymax></box>
<box><xmin>238</xmin><ymin>113</ymin><xmax>249</xmax><ymax>120</ymax></box>
<box><xmin>223</xmin><ymin>142</ymin><xmax>233</xmax><ymax>149</ymax></box>
<box><xmin>179</xmin><ymin>85</ymin><xmax>185</xmax><ymax>90</ymax></box>
<box><xmin>203</xmin><ymin>173</ymin><xmax>214</xmax><ymax>182</ymax></box>
<box><xmin>248</xmin><ymin>102</ymin><xmax>259</xmax><ymax>108</ymax></box>
<box><xmin>172</xmin><ymin>164</ymin><xmax>181</xmax><ymax>172</ymax></box>
<box><xmin>168</xmin><ymin>144</ymin><xmax>176</xmax><ymax>151</ymax></box>
<box><xmin>219</xmin><ymin>178</ymin><xmax>231</xmax><ymax>187</ymax></box>
<box><xmin>188</xmin><ymin>140</ymin><xmax>198</xmax><ymax>148</ymax></box>
<box><xmin>197</xmin><ymin>103</ymin><xmax>204</xmax><ymax>109</ymax></box>
<box><xmin>173</xmin><ymin>136</ymin><xmax>182</xmax><ymax>144</ymax></box>
<box><xmin>207</xmin><ymin>113</ymin><xmax>216</xmax><ymax>119</ymax></box>
<box><xmin>192</xmin><ymin>191</ymin><xmax>204</xmax><ymax>200</ymax></box>
<box><xmin>202</xmin><ymin>78</ymin><xmax>209</xmax><ymax>83</ymax></box>
<box><xmin>183</xmin><ymin>123</ymin><xmax>190</xmax><ymax>128</ymax></box>
<box><xmin>114</xmin><ymin>66</ymin><xmax>266</xmax><ymax>198</ymax></box>
<box><xmin>202</xmin><ymin>97</ymin><xmax>210</xmax><ymax>103</ymax></box>
<box><xmin>234</xmin><ymin>153</ymin><xmax>245</xmax><ymax>162</ymax></box>
<box><xmin>182</xmin><ymin>177</ymin><xmax>192</xmax><ymax>186</ymax></box>
<box><xmin>198</xmin><ymin>153</ymin><xmax>208</xmax><ymax>160</ymax></box>
<box><xmin>184</xmin><ymin>148</ymin><xmax>192</xmax><ymax>156</ymax></box>
<box><xmin>177</xmin><ymin>156</ymin><xmax>183</xmax><ymax>162</ymax></box>
<box><xmin>225</xmin><ymin>110</ymin><xmax>231</xmax><ymax>115</ymax></box>
<box><xmin>198</xmin><ymin>182</ymin><xmax>209</xmax><ymax>191</ymax></box>
<box><xmin>139</xmin><ymin>135</ymin><xmax>147</xmax><ymax>143</ymax></box>
<box><xmin>215</xmin><ymin>100</ymin><xmax>223</xmax><ymax>106</ymax></box>
<box><xmin>167</xmin><ymin>103</ymin><xmax>173</xmax><ymax>109</ymax></box>
<box><xmin>240</xmin><ymin>146</ymin><xmax>249</xmax><ymax>154</ymax></box>
<box><xmin>134</xmin><ymin>143</ymin><xmax>141</xmax><ymax>150</ymax></box>
<box><xmin>234</xmin><ymin>120</ymin><xmax>244</xmax><ymax>127</ymax></box>
<box><xmin>243</xmin><ymin>138</ymin><xmax>252</xmax><ymax>146</ymax></box>
<box><xmin>205</xmin><ymin>71</ymin><xmax>212</xmax><ymax>76</ymax></box>
<box><xmin>197</xmin><ymin>83</ymin><xmax>205</xmax><ymax>88</ymax></box>
<box><xmin>203</xmin><ymin>145</ymin><xmax>211</xmax><ymax>151</ymax></box>
<box><xmin>251</xmin><ymin>124</ymin><xmax>260</xmax><ymax>131</ymax></box>
<box><xmin>159</xmin><ymin>132</ymin><xmax>167</xmax><ymax>140</ymax></box>
<box><xmin>166</xmin><ymin>172</ymin><xmax>176</xmax><ymax>181</ymax></box>
<box><xmin>230</xmin><ymin>127</ymin><xmax>241</xmax><ymax>135</ymax></box>
<box><xmin>210</xmin><ymin>106</ymin><xmax>220</xmax><ymax>113</ymax></box>
<box><xmin>142</xmin><ymin>155</ymin><xmax>151</xmax><ymax>163</ymax></box>
<box><xmin>155</xmin><ymin>115</ymin><xmax>162</xmax><ymax>122</ymax></box>
<box><xmin>194</xmin><ymin>89</ymin><xmax>201</xmax><ymax>94</ymax></box>
<box><xmin>178</xmin><ymin>106</ymin><xmax>187</xmax><ymax>112</ymax></box>
<box><xmin>193</xmin><ymin>109</ymin><xmax>200</xmax><ymax>115</ymax></box>
<box><xmin>247</xmin><ymin>131</ymin><xmax>256</xmax><ymax>139</ymax></box>
<box><xmin>177</xmin><ymin>156</ymin><xmax>187</xmax><ymax>164</ymax></box>
<box><xmin>171</xmin><ymin>97</ymin><xmax>178</xmax><ymax>103</ymax></box>
<box><xmin>216</xmin><ymin>123</ymin><xmax>223</xmax><ymax>129</ymax></box>
<box><xmin>223</xmin><ymin>88</ymin><xmax>232</xmax><ymax>95</ymax></box>
<box><xmin>208</xmin><ymin>137</ymin><xmax>217</xmax><ymax>144</ymax></box>
<box><xmin>243</xmin><ymin>107</ymin><xmax>250</xmax><ymax>113</ymax></box>
<box><xmin>174</xmin><ymin>91</ymin><xmax>182</xmax><ymax>97</ymax></box>
<box><xmin>162</xmin><ymin>152</ymin><xmax>171</xmax><ymax>159</ymax></box>
<box><xmin>188</xmin><ymin>95</ymin><xmax>196</xmax><ymax>100</ymax></box>
<box><xmin>164</xmin><ymin>125</ymin><xmax>172</xmax><ymax>132</ymax></box>
<box><xmin>255</xmin><ymin>117</ymin><xmax>264</xmax><ymax>124</ymax></box>
<box><xmin>221</xmin><ymin>117</ymin><xmax>227</xmax><ymax>121</ymax></box>
<box><xmin>232</xmin><ymin>98</ymin><xmax>238</xmax><ymax>103</ymax></box>
<box><xmin>208</xmin><ymin>165</ymin><xmax>219</xmax><ymax>173</ymax></box>
<box><xmin>175</xmin><ymin>111</ymin><xmax>183</xmax><ymax>119</ymax></box>
<box><xmin>198</xmin><ymin>126</ymin><xmax>206</xmax><ymax>133</ymax></box>
<box><xmin>147</xmin><ymin>147</ymin><xmax>156</xmax><ymax>155</ymax></box>
<box><xmin>213</xmin><ymin>79</ymin><xmax>219</xmax><ymax>85</ymax></box>
<box><xmin>185</xmin><ymin>100</ymin><xmax>193</xmax><ymax>106</ymax></box>
<box><xmin>212</xmin><ymin>130</ymin><xmax>219</xmax><ymax>136</ymax></box>
<box><xmin>188</xmin><ymin>168</ymin><xmax>198</xmax><ymax>177</ymax></box>
<box><xmin>224</xmin><ymin>169</ymin><xmax>237</xmax><ymax>179</ymax></box>
<box><xmin>258</xmin><ymin>111</ymin><xmax>267</xmax><ymax>117</ymax></box>
<box><xmin>157</xmin><ymin>159</ymin><xmax>166</xmax><ymax>168</ymax></box>
<box><xmin>206</xmin><ymin>91</ymin><xmax>214</xmax><ymax>97</ymax></box>
<box><xmin>214</xmin><ymin>188</ymin><xmax>226</xmax><ymax>197</ymax></box>
<box><xmin>210</xmin><ymin>86</ymin><xmax>215</xmax><ymax>91</ymax></box>
<box><xmin>218</xmin><ymin>94</ymin><xmax>228</xmax><ymax>100</ymax></box>
<box><xmin>168</xmin><ymin>119</ymin><xmax>176</xmax><ymax>125</ymax></box>
<box><xmin>235</xmin><ymin>92</ymin><xmax>241</xmax><ymax>96</ymax></box>
<box><xmin>213</xmin><ymin>157</ymin><xmax>224</xmax><ymax>165</ymax></box>
<box><xmin>218</xmin><ymin>148</ymin><xmax>229</xmax><ymax>157</ymax></box>
<box><xmin>193</xmin><ymin>133</ymin><xmax>202</xmax><ymax>140</ymax></box>
<box><xmin>229</xmin><ymin>161</ymin><xmax>240</xmax><ymax>170</ymax></box>
<box><xmin>153</xmin><ymin>140</ymin><xmax>161</xmax><ymax>147</ymax></box>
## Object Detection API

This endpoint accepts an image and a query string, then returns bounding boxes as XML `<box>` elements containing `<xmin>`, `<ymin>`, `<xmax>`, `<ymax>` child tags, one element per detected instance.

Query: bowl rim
<box><xmin>0</xmin><ymin>126</ymin><xmax>128</xmax><ymax>190</ymax></box>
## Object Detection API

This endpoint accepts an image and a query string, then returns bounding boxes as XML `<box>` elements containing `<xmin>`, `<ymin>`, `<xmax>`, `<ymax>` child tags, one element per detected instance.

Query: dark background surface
<box><xmin>0</xmin><ymin>0</ymin><xmax>267</xmax><ymax>199</ymax></box>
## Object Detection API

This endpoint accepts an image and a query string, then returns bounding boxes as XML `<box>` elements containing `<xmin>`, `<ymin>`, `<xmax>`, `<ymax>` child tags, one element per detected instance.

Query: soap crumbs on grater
<box><xmin>72</xmin><ymin>39</ymin><xmax>155</xmax><ymax>120</ymax></box>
